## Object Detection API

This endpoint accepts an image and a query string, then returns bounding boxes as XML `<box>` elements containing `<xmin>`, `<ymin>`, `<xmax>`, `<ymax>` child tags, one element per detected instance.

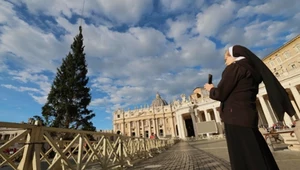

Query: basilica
<box><xmin>113</xmin><ymin>35</ymin><xmax>300</xmax><ymax>140</ymax></box>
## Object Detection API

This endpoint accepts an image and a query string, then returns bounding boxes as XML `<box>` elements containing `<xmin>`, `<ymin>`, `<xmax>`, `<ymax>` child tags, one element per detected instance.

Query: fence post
<box><xmin>119</xmin><ymin>137</ymin><xmax>124</xmax><ymax>169</ymax></box>
<box><xmin>18</xmin><ymin>120</ymin><xmax>43</xmax><ymax>170</ymax></box>
<box><xmin>51</xmin><ymin>138</ymin><xmax>64</xmax><ymax>170</ymax></box>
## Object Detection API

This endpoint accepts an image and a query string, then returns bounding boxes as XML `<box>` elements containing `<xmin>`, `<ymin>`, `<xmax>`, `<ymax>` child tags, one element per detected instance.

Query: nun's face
<box><xmin>224</xmin><ymin>51</ymin><xmax>235</xmax><ymax>66</ymax></box>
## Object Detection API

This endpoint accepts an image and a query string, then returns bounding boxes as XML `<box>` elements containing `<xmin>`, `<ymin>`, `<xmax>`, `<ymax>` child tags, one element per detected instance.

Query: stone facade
<box><xmin>113</xmin><ymin>35</ymin><xmax>300</xmax><ymax>140</ymax></box>
<box><xmin>113</xmin><ymin>93</ymin><xmax>178</xmax><ymax>138</ymax></box>
<box><xmin>0</xmin><ymin>128</ymin><xmax>23</xmax><ymax>141</ymax></box>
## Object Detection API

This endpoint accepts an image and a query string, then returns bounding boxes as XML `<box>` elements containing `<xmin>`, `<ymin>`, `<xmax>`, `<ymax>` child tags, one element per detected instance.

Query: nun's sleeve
<box><xmin>209</xmin><ymin>63</ymin><xmax>244</xmax><ymax>102</ymax></box>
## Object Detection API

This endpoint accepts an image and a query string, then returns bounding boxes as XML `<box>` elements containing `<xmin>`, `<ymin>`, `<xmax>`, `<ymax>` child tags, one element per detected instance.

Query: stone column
<box><xmin>141</xmin><ymin>120</ymin><xmax>145</xmax><ymax>138</ymax></box>
<box><xmin>213</xmin><ymin>107</ymin><xmax>223</xmax><ymax>134</ymax></box>
<box><xmin>213</xmin><ymin>107</ymin><xmax>221</xmax><ymax>123</ymax></box>
<box><xmin>191</xmin><ymin>112</ymin><xmax>198</xmax><ymax>136</ymax></box>
<box><xmin>182</xmin><ymin>116</ymin><xmax>187</xmax><ymax>137</ymax></box>
<box><xmin>170</xmin><ymin>116</ymin><xmax>175</xmax><ymax>137</ymax></box>
<box><xmin>155</xmin><ymin>118</ymin><xmax>159</xmax><ymax>136</ymax></box>
<box><xmin>294</xmin><ymin>120</ymin><xmax>300</xmax><ymax>147</ymax></box>
<box><xmin>153</xmin><ymin>118</ymin><xmax>157</xmax><ymax>136</ymax></box>
<box><xmin>136</xmin><ymin>121</ymin><xmax>140</xmax><ymax>137</ymax></box>
<box><xmin>175</xmin><ymin>115</ymin><xmax>180</xmax><ymax>137</ymax></box>
<box><xmin>291</xmin><ymin>101</ymin><xmax>300</xmax><ymax>120</ymax></box>
<box><xmin>177</xmin><ymin>115</ymin><xmax>185</xmax><ymax>138</ymax></box>
<box><xmin>122</xmin><ymin>121</ymin><xmax>125</xmax><ymax>135</ymax></box>
<box><xmin>163</xmin><ymin>116</ymin><xmax>166</xmax><ymax>137</ymax></box>
<box><xmin>195</xmin><ymin>109</ymin><xmax>200</xmax><ymax>122</ymax></box>
<box><xmin>266</xmin><ymin>99</ymin><xmax>278</xmax><ymax>123</ymax></box>
<box><xmin>128</xmin><ymin>121</ymin><xmax>132</xmax><ymax>136</ymax></box>
<box><xmin>204</xmin><ymin>110</ymin><xmax>211</xmax><ymax>121</ymax></box>
<box><xmin>290</xmin><ymin>86</ymin><xmax>300</xmax><ymax>110</ymax></box>
<box><xmin>204</xmin><ymin>110</ymin><xmax>210</xmax><ymax>136</ymax></box>
<box><xmin>113</xmin><ymin>123</ymin><xmax>116</xmax><ymax>132</ymax></box>
<box><xmin>258</xmin><ymin>96</ymin><xmax>274</xmax><ymax>127</ymax></box>
<box><xmin>148</xmin><ymin>119</ymin><xmax>151</xmax><ymax>135</ymax></box>
<box><xmin>284</xmin><ymin>114</ymin><xmax>293</xmax><ymax>127</ymax></box>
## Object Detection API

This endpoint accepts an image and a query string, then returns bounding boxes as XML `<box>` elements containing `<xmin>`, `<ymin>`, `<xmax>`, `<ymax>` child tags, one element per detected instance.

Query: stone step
<box><xmin>280</xmin><ymin>133</ymin><xmax>300</xmax><ymax>145</ymax></box>
<box><xmin>288</xmin><ymin>144</ymin><xmax>300</xmax><ymax>151</ymax></box>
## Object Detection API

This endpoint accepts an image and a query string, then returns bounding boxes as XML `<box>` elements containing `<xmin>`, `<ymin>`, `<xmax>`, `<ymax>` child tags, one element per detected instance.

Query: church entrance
<box><xmin>184</xmin><ymin>117</ymin><xmax>195</xmax><ymax>137</ymax></box>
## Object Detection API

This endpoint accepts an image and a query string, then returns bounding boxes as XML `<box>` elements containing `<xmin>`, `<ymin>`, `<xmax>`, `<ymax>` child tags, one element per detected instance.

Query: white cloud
<box><xmin>0</xmin><ymin>60</ymin><xmax>8</xmax><ymax>72</ymax></box>
<box><xmin>1</xmin><ymin>84</ymin><xmax>40</xmax><ymax>93</ymax></box>
<box><xmin>237</xmin><ymin>0</ymin><xmax>300</xmax><ymax>18</ymax></box>
<box><xmin>2</xmin><ymin>70</ymin><xmax>52</xmax><ymax>105</ymax></box>
<box><xmin>166</xmin><ymin>14</ymin><xmax>194</xmax><ymax>40</ymax></box>
<box><xmin>20</xmin><ymin>0</ymin><xmax>153</xmax><ymax>25</ymax></box>
<box><xmin>195</xmin><ymin>0</ymin><xmax>237</xmax><ymax>37</ymax></box>
<box><xmin>160</xmin><ymin>0</ymin><xmax>204</xmax><ymax>12</ymax></box>
<box><xmin>0</xmin><ymin>1</ymin><xmax>15</xmax><ymax>23</ymax></box>
<box><xmin>220</xmin><ymin>14</ymin><xmax>300</xmax><ymax>48</ymax></box>
<box><xmin>0</xmin><ymin>17</ymin><xmax>69</xmax><ymax>72</ymax></box>
<box><xmin>97</xmin><ymin>0</ymin><xmax>153</xmax><ymax>24</ymax></box>
<box><xmin>90</xmin><ymin>98</ymin><xmax>109</xmax><ymax>106</ymax></box>
<box><xmin>92</xmin><ymin>77</ymin><xmax>113</xmax><ymax>84</ymax></box>
<box><xmin>179</xmin><ymin>36</ymin><xmax>219</xmax><ymax>67</ymax></box>
<box><xmin>29</xmin><ymin>94</ymin><xmax>48</xmax><ymax>105</ymax></box>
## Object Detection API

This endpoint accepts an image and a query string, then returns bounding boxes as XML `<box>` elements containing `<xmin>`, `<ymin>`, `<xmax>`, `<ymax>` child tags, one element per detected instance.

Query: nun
<box><xmin>204</xmin><ymin>45</ymin><xmax>296</xmax><ymax>170</ymax></box>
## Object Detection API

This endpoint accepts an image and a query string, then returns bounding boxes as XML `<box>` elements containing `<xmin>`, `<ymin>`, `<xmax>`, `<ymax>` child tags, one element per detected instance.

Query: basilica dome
<box><xmin>151</xmin><ymin>92</ymin><xmax>168</xmax><ymax>107</ymax></box>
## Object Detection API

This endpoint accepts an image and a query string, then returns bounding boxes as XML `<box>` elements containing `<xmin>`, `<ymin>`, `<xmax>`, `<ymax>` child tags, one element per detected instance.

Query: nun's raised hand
<box><xmin>204</xmin><ymin>83</ymin><xmax>214</xmax><ymax>91</ymax></box>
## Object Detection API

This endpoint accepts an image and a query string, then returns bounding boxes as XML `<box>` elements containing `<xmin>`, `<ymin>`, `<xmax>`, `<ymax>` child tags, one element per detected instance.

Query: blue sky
<box><xmin>0</xmin><ymin>0</ymin><xmax>299</xmax><ymax>130</ymax></box>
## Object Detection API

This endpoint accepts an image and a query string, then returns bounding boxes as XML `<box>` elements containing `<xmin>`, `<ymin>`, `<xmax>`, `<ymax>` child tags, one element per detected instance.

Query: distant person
<box><xmin>269</xmin><ymin>127</ymin><xmax>281</xmax><ymax>143</ymax></box>
<box><xmin>291</xmin><ymin>120</ymin><xmax>296</xmax><ymax>128</ymax></box>
<box><xmin>150</xmin><ymin>133</ymin><xmax>155</xmax><ymax>139</ymax></box>
<box><xmin>204</xmin><ymin>45</ymin><xmax>296</xmax><ymax>170</ymax></box>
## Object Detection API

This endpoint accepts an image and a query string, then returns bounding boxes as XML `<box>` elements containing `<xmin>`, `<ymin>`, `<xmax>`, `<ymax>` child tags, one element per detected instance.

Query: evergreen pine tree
<box><xmin>42</xmin><ymin>26</ymin><xmax>95</xmax><ymax>131</ymax></box>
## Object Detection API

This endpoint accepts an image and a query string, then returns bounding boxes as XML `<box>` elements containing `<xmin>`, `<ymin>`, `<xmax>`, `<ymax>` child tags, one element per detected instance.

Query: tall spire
<box><xmin>80</xmin><ymin>0</ymin><xmax>86</xmax><ymax>27</ymax></box>
<box><xmin>79</xmin><ymin>25</ymin><xmax>82</xmax><ymax>34</ymax></box>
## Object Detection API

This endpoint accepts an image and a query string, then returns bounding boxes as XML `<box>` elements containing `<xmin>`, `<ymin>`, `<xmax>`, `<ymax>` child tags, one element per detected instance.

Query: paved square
<box><xmin>127</xmin><ymin>141</ymin><xmax>231</xmax><ymax>170</ymax></box>
<box><xmin>127</xmin><ymin>139</ymin><xmax>300</xmax><ymax>170</ymax></box>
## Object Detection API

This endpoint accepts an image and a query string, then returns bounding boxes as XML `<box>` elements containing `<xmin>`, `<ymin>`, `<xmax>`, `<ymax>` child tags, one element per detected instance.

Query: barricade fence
<box><xmin>0</xmin><ymin>121</ymin><xmax>176</xmax><ymax>170</ymax></box>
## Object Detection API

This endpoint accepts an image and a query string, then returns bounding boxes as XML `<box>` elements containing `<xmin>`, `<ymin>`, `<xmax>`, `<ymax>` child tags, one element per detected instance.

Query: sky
<box><xmin>0</xmin><ymin>0</ymin><xmax>299</xmax><ymax>130</ymax></box>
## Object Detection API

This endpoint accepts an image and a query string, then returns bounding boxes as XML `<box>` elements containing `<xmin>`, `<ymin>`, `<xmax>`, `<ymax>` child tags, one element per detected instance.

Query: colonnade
<box><xmin>117</xmin><ymin>115</ymin><xmax>176</xmax><ymax>138</ymax></box>
<box><xmin>175</xmin><ymin>85</ymin><xmax>300</xmax><ymax>139</ymax></box>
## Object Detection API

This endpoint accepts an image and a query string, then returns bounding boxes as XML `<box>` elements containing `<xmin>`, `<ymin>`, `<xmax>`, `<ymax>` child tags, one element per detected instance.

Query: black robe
<box><xmin>210</xmin><ymin>59</ymin><xmax>261</xmax><ymax>127</ymax></box>
<box><xmin>232</xmin><ymin>45</ymin><xmax>295</xmax><ymax>121</ymax></box>
<box><xmin>210</xmin><ymin>59</ymin><xmax>279</xmax><ymax>170</ymax></box>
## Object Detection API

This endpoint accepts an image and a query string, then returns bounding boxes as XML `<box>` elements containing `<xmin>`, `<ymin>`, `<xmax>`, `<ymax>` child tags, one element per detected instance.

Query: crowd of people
<box><xmin>259</xmin><ymin>120</ymin><xmax>297</xmax><ymax>133</ymax></box>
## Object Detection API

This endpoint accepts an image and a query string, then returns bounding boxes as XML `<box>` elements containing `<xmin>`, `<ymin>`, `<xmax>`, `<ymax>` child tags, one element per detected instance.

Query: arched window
<box><xmin>284</xmin><ymin>51</ymin><xmax>290</xmax><ymax>58</ymax></box>
<box><xmin>295</xmin><ymin>44</ymin><xmax>300</xmax><ymax>52</ymax></box>
<box><xmin>269</xmin><ymin>61</ymin><xmax>275</xmax><ymax>67</ymax></box>
<box><xmin>275</xmin><ymin>55</ymin><xmax>282</xmax><ymax>63</ymax></box>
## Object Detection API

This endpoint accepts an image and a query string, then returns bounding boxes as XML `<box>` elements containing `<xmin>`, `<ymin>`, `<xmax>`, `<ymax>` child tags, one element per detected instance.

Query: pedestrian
<box><xmin>204</xmin><ymin>45</ymin><xmax>296</xmax><ymax>170</ymax></box>
<box><xmin>150</xmin><ymin>133</ymin><xmax>155</xmax><ymax>139</ymax></box>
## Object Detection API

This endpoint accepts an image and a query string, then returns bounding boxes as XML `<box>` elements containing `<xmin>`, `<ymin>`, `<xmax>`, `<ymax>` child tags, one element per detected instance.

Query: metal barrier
<box><xmin>0</xmin><ymin>121</ymin><xmax>175</xmax><ymax>170</ymax></box>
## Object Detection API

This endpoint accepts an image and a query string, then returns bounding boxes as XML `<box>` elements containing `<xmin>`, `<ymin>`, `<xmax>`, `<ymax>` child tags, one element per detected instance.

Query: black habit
<box><xmin>208</xmin><ymin>45</ymin><xmax>295</xmax><ymax>170</ymax></box>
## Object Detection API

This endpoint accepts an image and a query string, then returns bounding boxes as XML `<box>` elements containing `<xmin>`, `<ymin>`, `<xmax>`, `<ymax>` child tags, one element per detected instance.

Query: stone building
<box><xmin>113</xmin><ymin>92</ymin><xmax>178</xmax><ymax>138</ymax></box>
<box><xmin>113</xmin><ymin>34</ymin><xmax>300</xmax><ymax>140</ymax></box>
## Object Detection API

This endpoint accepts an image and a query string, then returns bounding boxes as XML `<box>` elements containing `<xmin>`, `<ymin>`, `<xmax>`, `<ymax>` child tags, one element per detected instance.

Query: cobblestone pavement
<box><xmin>189</xmin><ymin>139</ymin><xmax>300</xmax><ymax>170</ymax></box>
<box><xmin>126</xmin><ymin>141</ymin><xmax>231</xmax><ymax>170</ymax></box>
<box><xmin>126</xmin><ymin>139</ymin><xmax>300</xmax><ymax>170</ymax></box>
